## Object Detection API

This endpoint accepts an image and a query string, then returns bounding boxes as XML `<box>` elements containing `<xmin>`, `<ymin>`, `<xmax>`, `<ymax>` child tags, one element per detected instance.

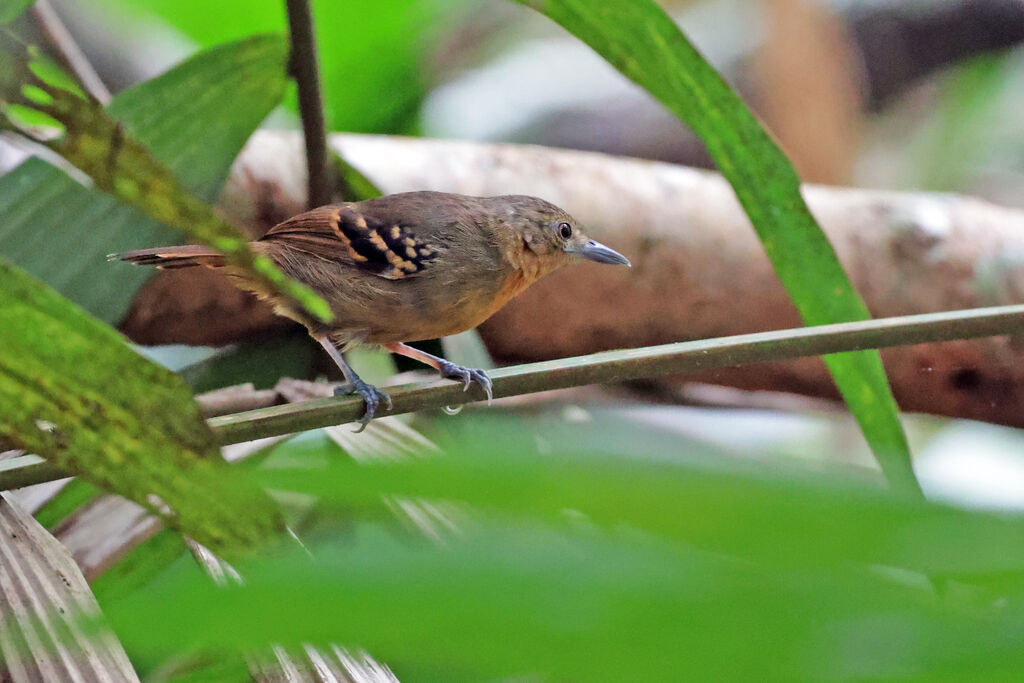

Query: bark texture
<box><xmin>125</xmin><ymin>132</ymin><xmax>1024</xmax><ymax>425</ymax></box>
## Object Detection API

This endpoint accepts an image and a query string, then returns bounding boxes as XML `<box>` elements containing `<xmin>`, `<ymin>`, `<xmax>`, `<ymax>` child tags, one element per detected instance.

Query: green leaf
<box><xmin>258</xmin><ymin>434</ymin><xmax>1024</xmax><ymax>577</ymax></box>
<box><xmin>111</xmin><ymin>420</ymin><xmax>1024</xmax><ymax>677</ymax></box>
<box><xmin>106</xmin><ymin>523</ymin><xmax>1024</xmax><ymax>680</ymax></box>
<box><xmin>0</xmin><ymin>0</ymin><xmax>33</xmax><ymax>23</ymax></box>
<box><xmin>0</xmin><ymin>35</ymin><xmax>291</xmax><ymax>323</ymax></box>
<box><xmin>0</xmin><ymin>33</ymin><xmax>332</xmax><ymax>324</ymax></box>
<box><xmin>101</xmin><ymin>414</ymin><xmax>1024</xmax><ymax>679</ymax></box>
<box><xmin>0</xmin><ymin>160</ymin><xmax>173</xmax><ymax>323</ymax></box>
<box><xmin>0</xmin><ymin>259</ymin><xmax>283</xmax><ymax>553</ymax></box>
<box><xmin>515</xmin><ymin>0</ymin><xmax>918</xmax><ymax>495</ymax></box>
<box><xmin>107</xmin><ymin>35</ymin><xmax>291</xmax><ymax>201</ymax></box>
<box><xmin>91</xmin><ymin>529</ymin><xmax>190</xmax><ymax>603</ymax></box>
<box><xmin>25</xmin><ymin>46</ymin><xmax>87</xmax><ymax>97</ymax></box>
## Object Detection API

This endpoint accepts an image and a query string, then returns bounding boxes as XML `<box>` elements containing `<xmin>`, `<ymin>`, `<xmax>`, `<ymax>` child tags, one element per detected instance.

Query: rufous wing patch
<box><xmin>328</xmin><ymin>208</ymin><xmax>440</xmax><ymax>279</ymax></box>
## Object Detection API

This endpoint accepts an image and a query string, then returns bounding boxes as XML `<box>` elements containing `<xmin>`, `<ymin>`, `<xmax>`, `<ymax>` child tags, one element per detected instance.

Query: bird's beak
<box><xmin>570</xmin><ymin>239</ymin><xmax>632</xmax><ymax>266</ymax></box>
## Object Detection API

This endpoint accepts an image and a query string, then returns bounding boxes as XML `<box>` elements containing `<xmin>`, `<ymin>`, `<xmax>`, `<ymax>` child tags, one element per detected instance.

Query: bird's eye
<box><xmin>557</xmin><ymin>222</ymin><xmax>573</xmax><ymax>240</ymax></box>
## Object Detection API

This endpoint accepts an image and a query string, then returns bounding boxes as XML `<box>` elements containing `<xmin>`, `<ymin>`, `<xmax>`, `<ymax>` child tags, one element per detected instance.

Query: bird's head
<box><xmin>488</xmin><ymin>195</ymin><xmax>631</xmax><ymax>276</ymax></box>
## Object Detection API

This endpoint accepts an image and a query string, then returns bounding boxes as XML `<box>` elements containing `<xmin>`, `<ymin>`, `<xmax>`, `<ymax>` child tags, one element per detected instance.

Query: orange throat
<box><xmin>472</xmin><ymin>267</ymin><xmax>533</xmax><ymax>324</ymax></box>
<box><xmin>474</xmin><ymin>239</ymin><xmax>559</xmax><ymax>323</ymax></box>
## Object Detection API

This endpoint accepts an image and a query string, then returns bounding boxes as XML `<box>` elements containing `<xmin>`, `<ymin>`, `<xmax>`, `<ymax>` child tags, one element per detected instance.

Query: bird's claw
<box><xmin>438</xmin><ymin>361</ymin><xmax>493</xmax><ymax>405</ymax></box>
<box><xmin>335</xmin><ymin>379</ymin><xmax>392</xmax><ymax>432</ymax></box>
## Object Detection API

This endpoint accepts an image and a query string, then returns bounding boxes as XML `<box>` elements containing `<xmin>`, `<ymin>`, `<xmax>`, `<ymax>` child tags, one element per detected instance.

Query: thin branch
<box><xmin>6</xmin><ymin>303</ymin><xmax>1024</xmax><ymax>492</ymax></box>
<box><xmin>30</xmin><ymin>0</ymin><xmax>111</xmax><ymax>104</ymax></box>
<box><xmin>284</xmin><ymin>0</ymin><xmax>333</xmax><ymax>208</ymax></box>
<box><xmin>209</xmin><ymin>304</ymin><xmax>1024</xmax><ymax>444</ymax></box>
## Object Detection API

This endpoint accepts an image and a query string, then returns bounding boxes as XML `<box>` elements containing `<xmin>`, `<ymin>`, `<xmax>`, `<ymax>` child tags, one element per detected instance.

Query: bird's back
<box><xmin>255</xmin><ymin>192</ymin><xmax>516</xmax><ymax>345</ymax></box>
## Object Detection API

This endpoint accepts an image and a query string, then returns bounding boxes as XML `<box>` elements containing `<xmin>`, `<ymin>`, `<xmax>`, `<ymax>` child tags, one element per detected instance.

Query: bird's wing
<box><xmin>258</xmin><ymin>204</ymin><xmax>443</xmax><ymax>280</ymax></box>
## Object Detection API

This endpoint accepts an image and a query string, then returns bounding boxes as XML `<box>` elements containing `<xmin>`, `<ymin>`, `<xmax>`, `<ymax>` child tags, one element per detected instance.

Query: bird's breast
<box><xmin>363</xmin><ymin>268</ymin><xmax>533</xmax><ymax>344</ymax></box>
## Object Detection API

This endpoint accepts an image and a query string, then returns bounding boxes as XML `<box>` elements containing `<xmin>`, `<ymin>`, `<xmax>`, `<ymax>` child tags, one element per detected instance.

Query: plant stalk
<box><xmin>6</xmin><ymin>304</ymin><xmax>1024</xmax><ymax>492</ymax></box>
<box><xmin>284</xmin><ymin>0</ymin><xmax>333</xmax><ymax>208</ymax></box>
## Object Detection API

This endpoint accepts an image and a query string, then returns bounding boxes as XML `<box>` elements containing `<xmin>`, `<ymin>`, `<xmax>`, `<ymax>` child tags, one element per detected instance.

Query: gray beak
<box><xmin>572</xmin><ymin>240</ymin><xmax>631</xmax><ymax>266</ymax></box>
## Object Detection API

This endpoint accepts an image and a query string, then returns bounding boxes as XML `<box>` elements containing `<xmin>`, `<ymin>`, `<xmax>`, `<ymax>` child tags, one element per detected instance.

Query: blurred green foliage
<box><xmin>101</xmin><ymin>417</ymin><xmax>1024</xmax><ymax>680</ymax></box>
<box><xmin>0</xmin><ymin>0</ymin><xmax>33</xmax><ymax>24</ymax></box>
<box><xmin>918</xmin><ymin>52</ymin><xmax>1014</xmax><ymax>192</ymax></box>
<box><xmin>80</xmin><ymin>0</ymin><xmax>465</xmax><ymax>133</ymax></box>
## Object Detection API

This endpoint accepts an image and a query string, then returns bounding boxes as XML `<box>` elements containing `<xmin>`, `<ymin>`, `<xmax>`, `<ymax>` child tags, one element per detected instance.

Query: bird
<box><xmin>112</xmin><ymin>190</ymin><xmax>631</xmax><ymax>429</ymax></box>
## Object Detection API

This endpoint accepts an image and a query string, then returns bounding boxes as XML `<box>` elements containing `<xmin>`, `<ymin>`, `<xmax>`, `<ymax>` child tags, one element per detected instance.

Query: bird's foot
<box><xmin>438</xmin><ymin>361</ymin><xmax>493</xmax><ymax>404</ymax></box>
<box><xmin>334</xmin><ymin>379</ymin><xmax>392</xmax><ymax>432</ymax></box>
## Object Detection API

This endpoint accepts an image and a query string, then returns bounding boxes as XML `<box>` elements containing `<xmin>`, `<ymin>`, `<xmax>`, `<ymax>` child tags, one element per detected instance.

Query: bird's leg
<box><xmin>383</xmin><ymin>343</ymin><xmax>493</xmax><ymax>404</ymax></box>
<box><xmin>316</xmin><ymin>336</ymin><xmax>392</xmax><ymax>432</ymax></box>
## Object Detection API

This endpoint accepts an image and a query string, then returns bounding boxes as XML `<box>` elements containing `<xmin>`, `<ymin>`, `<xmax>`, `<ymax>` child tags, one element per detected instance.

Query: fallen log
<box><xmin>123</xmin><ymin>132</ymin><xmax>1024</xmax><ymax>425</ymax></box>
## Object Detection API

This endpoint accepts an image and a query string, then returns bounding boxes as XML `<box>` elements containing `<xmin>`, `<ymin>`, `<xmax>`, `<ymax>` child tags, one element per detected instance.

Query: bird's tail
<box><xmin>108</xmin><ymin>245</ymin><xmax>226</xmax><ymax>270</ymax></box>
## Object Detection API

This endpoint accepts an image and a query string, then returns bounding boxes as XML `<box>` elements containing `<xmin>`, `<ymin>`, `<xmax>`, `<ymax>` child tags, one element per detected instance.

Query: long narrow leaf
<box><xmin>514</xmin><ymin>0</ymin><xmax>918</xmax><ymax>494</ymax></box>
<box><xmin>105</xmin><ymin>524</ymin><xmax>1024</xmax><ymax>681</ymax></box>
<box><xmin>259</xmin><ymin>439</ymin><xmax>1024</xmax><ymax>577</ymax></box>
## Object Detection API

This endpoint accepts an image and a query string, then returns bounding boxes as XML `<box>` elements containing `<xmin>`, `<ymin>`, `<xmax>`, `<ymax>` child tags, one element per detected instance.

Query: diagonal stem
<box><xmin>7</xmin><ymin>304</ymin><xmax>1024</xmax><ymax>491</ymax></box>
<box><xmin>209</xmin><ymin>304</ymin><xmax>1024</xmax><ymax>446</ymax></box>
<box><xmin>284</xmin><ymin>0</ymin><xmax>333</xmax><ymax>208</ymax></box>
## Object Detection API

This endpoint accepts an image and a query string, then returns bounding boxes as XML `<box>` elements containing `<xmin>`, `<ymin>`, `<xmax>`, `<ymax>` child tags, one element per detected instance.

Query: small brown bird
<box><xmin>114</xmin><ymin>191</ymin><xmax>630</xmax><ymax>428</ymax></box>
